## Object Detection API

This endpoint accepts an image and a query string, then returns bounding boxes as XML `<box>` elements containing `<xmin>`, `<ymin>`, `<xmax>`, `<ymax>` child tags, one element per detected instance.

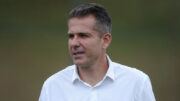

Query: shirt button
<box><xmin>91</xmin><ymin>88</ymin><xmax>97</xmax><ymax>101</ymax></box>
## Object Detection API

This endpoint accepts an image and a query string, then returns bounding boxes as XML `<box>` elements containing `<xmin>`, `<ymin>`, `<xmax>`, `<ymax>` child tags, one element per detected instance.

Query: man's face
<box><xmin>68</xmin><ymin>15</ymin><xmax>104</xmax><ymax>67</ymax></box>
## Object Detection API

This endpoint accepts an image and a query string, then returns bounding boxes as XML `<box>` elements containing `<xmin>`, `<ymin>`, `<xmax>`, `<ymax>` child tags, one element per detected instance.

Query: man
<box><xmin>39</xmin><ymin>3</ymin><xmax>156</xmax><ymax>101</ymax></box>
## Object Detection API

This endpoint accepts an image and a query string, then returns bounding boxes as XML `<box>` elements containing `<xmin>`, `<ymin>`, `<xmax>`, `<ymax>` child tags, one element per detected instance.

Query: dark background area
<box><xmin>0</xmin><ymin>0</ymin><xmax>179</xmax><ymax>101</ymax></box>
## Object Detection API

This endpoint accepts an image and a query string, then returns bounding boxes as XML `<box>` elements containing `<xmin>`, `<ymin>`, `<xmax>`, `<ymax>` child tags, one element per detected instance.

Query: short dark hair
<box><xmin>68</xmin><ymin>3</ymin><xmax>111</xmax><ymax>36</ymax></box>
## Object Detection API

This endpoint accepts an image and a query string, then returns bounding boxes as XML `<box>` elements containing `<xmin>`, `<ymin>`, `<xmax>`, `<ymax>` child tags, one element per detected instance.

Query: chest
<box><xmin>49</xmin><ymin>82</ymin><xmax>136</xmax><ymax>101</ymax></box>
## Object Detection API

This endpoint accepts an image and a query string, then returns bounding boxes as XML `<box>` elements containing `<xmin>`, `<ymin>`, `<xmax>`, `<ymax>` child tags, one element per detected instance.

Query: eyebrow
<box><xmin>68</xmin><ymin>32</ymin><xmax>91</xmax><ymax>35</ymax></box>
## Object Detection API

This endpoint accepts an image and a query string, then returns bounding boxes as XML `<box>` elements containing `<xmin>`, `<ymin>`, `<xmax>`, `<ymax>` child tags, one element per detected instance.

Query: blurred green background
<box><xmin>0</xmin><ymin>0</ymin><xmax>179</xmax><ymax>101</ymax></box>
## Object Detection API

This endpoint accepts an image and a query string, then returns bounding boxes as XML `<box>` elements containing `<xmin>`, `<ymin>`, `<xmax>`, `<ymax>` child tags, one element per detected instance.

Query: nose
<box><xmin>69</xmin><ymin>36</ymin><xmax>80</xmax><ymax>50</ymax></box>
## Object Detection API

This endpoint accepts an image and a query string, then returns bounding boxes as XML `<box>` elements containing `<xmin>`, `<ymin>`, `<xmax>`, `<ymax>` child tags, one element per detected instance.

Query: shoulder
<box><xmin>112</xmin><ymin>62</ymin><xmax>149</xmax><ymax>81</ymax></box>
<box><xmin>42</xmin><ymin>65</ymin><xmax>75</xmax><ymax>87</ymax></box>
<box><xmin>111</xmin><ymin>62</ymin><xmax>155</xmax><ymax>100</ymax></box>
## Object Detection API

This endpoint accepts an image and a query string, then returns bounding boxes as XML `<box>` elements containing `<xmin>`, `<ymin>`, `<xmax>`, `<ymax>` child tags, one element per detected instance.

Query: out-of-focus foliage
<box><xmin>0</xmin><ymin>0</ymin><xmax>179</xmax><ymax>101</ymax></box>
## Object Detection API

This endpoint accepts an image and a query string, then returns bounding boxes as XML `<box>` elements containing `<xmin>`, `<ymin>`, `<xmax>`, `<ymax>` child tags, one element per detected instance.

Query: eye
<box><xmin>68</xmin><ymin>34</ymin><xmax>74</xmax><ymax>39</ymax></box>
<box><xmin>79</xmin><ymin>33</ymin><xmax>89</xmax><ymax>38</ymax></box>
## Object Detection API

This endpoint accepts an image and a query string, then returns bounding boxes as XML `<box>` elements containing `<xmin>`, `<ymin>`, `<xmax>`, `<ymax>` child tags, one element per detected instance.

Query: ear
<box><xmin>102</xmin><ymin>33</ymin><xmax>112</xmax><ymax>49</ymax></box>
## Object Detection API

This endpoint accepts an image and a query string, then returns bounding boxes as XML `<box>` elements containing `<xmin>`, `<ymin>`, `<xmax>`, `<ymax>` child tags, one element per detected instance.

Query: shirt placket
<box><xmin>90</xmin><ymin>88</ymin><xmax>98</xmax><ymax>101</ymax></box>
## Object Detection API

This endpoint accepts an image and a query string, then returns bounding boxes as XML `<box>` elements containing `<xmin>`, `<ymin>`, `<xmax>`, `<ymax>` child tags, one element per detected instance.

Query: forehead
<box><xmin>68</xmin><ymin>15</ymin><xmax>96</xmax><ymax>33</ymax></box>
<box><xmin>68</xmin><ymin>15</ymin><xmax>96</xmax><ymax>26</ymax></box>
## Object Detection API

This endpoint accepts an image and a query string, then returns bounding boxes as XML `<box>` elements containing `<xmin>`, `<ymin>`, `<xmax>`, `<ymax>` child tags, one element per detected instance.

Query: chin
<box><xmin>73</xmin><ymin>60</ymin><xmax>84</xmax><ymax>65</ymax></box>
<box><xmin>73</xmin><ymin>60</ymin><xmax>87</xmax><ymax>67</ymax></box>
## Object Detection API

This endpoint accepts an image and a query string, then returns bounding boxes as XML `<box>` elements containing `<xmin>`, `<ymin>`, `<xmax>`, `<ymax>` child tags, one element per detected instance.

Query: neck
<box><xmin>77</xmin><ymin>54</ymin><xmax>109</xmax><ymax>86</ymax></box>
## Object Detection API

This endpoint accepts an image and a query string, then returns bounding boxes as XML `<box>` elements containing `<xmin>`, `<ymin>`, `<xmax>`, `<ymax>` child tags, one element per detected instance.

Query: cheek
<box><xmin>86</xmin><ymin>41</ymin><xmax>102</xmax><ymax>51</ymax></box>
<box><xmin>68</xmin><ymin>42</ymin><xmax>72</xmax><ymax>52</ymax></box>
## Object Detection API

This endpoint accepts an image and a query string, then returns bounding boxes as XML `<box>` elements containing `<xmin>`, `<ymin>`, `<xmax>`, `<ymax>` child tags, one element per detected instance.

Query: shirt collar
<box><xmin>72</xmin><ymin>65</ymin><xmax>80</xmax><ymax>83</ymax></box>
<box><xmin>105</xmin><ymin>55</ymin><xmax>115</xmax><ymax>80</ymax></box>
<box><xmin>71</xmin><ymin>55</ymin><xmax>115</xmax><ymax>83</ymax></box>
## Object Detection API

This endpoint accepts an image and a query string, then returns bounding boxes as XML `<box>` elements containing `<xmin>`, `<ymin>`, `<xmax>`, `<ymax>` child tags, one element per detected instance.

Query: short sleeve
<box><xmin>39</xmin><ymin>84</ymin><xmax>48</xmax><ymax>101</ymax></box>
<box><xmin>135</xmin><ymin>75</ymin><xmax>156</xmax><ymax>101</ymax></box>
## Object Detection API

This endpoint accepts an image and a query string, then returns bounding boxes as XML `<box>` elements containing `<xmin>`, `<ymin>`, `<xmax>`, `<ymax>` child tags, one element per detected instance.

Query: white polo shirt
<box><xmin>39</xmin><ymin>56</ymin><xmax>156</xmax><ymax>101</ymax></box>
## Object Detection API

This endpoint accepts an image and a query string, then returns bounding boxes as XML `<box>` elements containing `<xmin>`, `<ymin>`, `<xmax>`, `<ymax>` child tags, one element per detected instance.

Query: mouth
<box><xmin>72</xmin><ymin>51</ymin><xmax>85</xmax><ymax>57</ymax></box>
<box><xmin>72</xmin><ymin>51</ymin><xmax>85</xmax><ymax>55</ymax></box>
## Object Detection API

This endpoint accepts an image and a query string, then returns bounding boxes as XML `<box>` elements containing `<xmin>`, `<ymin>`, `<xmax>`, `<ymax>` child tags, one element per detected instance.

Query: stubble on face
<box><xmin>68</xmin><ymin>15</ymin><xmax>104</xmax><ymax>69</ymax></box>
